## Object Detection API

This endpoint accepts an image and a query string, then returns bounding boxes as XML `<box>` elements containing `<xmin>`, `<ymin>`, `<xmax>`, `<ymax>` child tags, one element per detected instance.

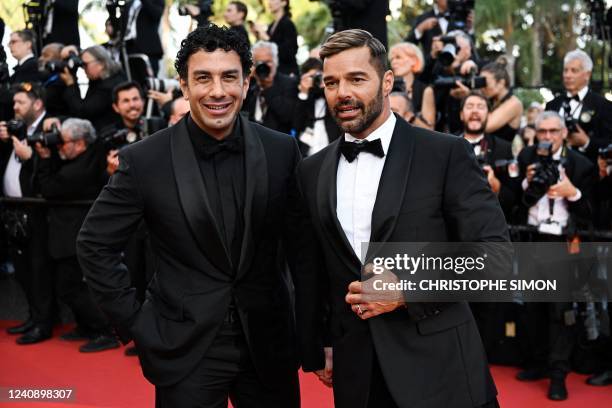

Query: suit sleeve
<box><xmin>444</xmin><ymin>137</ymin><xmax>510</xmax><ymax>242</ymax></box>
<box><xmin>586</xmin><ymin>98</ymin><xmax>612</xmax><ymax>159</ymax></box>
<box><xmin>62</xmin><ymin>83</ymin><xmax>112</xmax><ymax>122</ymax></box>
<box><xmin>567</xmin><ymin>159</ymin><xmax>596</xmax><ymax>228</ymax></box>
<box><xmin>140</xmin><ymin>0</ymin><xmax>165</xmax><ymax>19</ymax></box>
<box><xmin>76</xmin><ymin>150</ymin><xmax>145</xmax><ymax>343</ymax></box>
<box><xmin>288</xmin><ymin>157</ymin><xmax>329</xmax><ymax>372</ymax></box>
<box><xmin>271</xmin><ymin>19</ymin><xmax>298</xmax><ymax>69</ymax></box>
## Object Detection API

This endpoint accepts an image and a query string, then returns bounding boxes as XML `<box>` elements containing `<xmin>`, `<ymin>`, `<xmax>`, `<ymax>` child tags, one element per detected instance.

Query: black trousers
<box><xmin>8</xmin><ymin>207</ymin><xmax>55</xmax><ymax>328</ymax></box>
<box><xmin>54</xmin><ymin>256</ymin><xmax>110</xmax><ymax>334</ymax></box>
<box><xmin>155</xmin><ymin>315</ymin><xmax>299</xmax><ymax>408</ymax></box>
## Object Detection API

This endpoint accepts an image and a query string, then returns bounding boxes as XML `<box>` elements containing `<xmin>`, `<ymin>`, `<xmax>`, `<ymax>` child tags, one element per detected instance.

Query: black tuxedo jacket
<box><xmin>243</xmin><ymin>73</ymin><xmax>298</xmax><ymax>135</ymax></box>
<box><xmin>295</xmin><ymin>115</ymin><xmax>508</xmax><ymax>408</ymax></box>
<box><xmin>268</xmin><ymin>14</ymin><xmax>298</xmax><ymax>75</ymax></box>
<box><xmin>293</xmin><ymin>94</ymin><xmax>341</xmax><ymax>157</ymax></box>
<box><xmin>546</xmin><ymin>90</ymin><xmax>612</xmax><ymax>163</ymax></box>
<box><xmin>125</xmin><ymin>0</ymin><xmax>164</xmax><ymax>59</ymax></box>
<box><xmin>77</xmin><ymin>114</ymin><xmax>308</xmax><ymax>388</ymax></box>
<box><xmin>10</xmin><ymin>57</ymin><xmax>45</xmax><ymax>84</ymax></box>
<box><xmin>0</xmin><ymin>115</ymin><xmax>45</xmax><ymax>197</ymax></box>
<box><xmin>406</xmin><ymin>9</ymin><xmax>443</xmax><ymax>58</ymax></box>
<box><xmin>463</xmin><ymin>133</ymin><xmax>520</xmax><ymax>221</ymax></box>
<box><xmin>43</xmin><ymin>0</ymin><xmax>80</xmax><ymax>47</ymax></box>
<box><xmin>38</xmin><ymin>141</ymin><xmax>107</xmax><ymax>259</ymax></box>
<box><xmin>517</xmin><ymin>145</ymin><xmax>596</xmax><ymax>230</ymax></box>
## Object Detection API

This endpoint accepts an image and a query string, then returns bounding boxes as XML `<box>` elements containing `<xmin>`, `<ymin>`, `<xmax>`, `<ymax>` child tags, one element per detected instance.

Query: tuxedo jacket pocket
<box><xmin>416</xmin><ymin>302</ymin><xmax>472</xmax><ymax>336</ymax></box>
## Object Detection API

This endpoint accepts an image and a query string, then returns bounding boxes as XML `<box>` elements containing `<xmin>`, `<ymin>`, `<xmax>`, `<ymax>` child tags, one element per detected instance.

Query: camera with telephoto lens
<box><xmin>434</xmin><ymin>68</ymin><xmax>486</xmax><ymax>90</ymax></box>
<box><xmin>145</xmin><ymin>77</ymin><xmax>180</xmax><ymax>93</ymax></box>
<box><xmin>528</xmin><ymin>141</ymin><xmax>561</xmax><ymax>199</ymax></box>
<box><xmin>6</xmin><ymin>119</ymin><xmax>27</xmax><ymax>141</ymax></box>
<box><xmin>28</xmin><ymin>124</ymin><xmax>62</xmax><ymax>147</ymax></box>
<box><xmin>255</xmin><ymin>61</ymin><xmax>271</xmax><ymax>79</ymax></box>
<box><xmin>599</xmin><ymin>144</ymin><xmax>612</xmax><ymax>164</ymax></box>
<box><xmin>40</xmin><ymin>52</ymin><xmax>83</xmax><ymax>76</ymax></box>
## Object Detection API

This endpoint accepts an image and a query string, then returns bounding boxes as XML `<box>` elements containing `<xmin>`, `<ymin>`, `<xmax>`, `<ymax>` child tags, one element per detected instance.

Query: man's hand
<box><xmin>417</xmin><ymin>17</ymin><xmax>438</xmax><ymax>34</ymax></box>
<box><xmin>567</xmin><ymin>124</ymin><xmax>589</xmax><ymax>148</ymax></box>
<box><xmin>547</xmin><ymin>169</ymin><xmax>577</xmax><ymax>199</ymax></box>
<box><xmin>43</xmin><ymin>117</ymin><xmax>62</xmax><ymax>132</ymax></box>
<box><xmin>147</xmin><ymin>89</ymin><xmax>173</xmax><ymax>107</ymax></box>
<box><xmin>12</xmin><ymin>137</ymin><xmax>32</xmax><ymax>161</ymax></box>
<box><xmin>299</xmin><ymin>70</ymin><xmax>316</xmax><ymax>95</ymax></box>
<box><xmin>526</xmin><ymin>163</ymin><xmax>537</xmax><ymax>183</ymax></box>
<box><xmin>183</xmin><ymin>4</ymin><xmax>200</xmax><ymax>16</ymax></box>
<box><xmin>60</xmin><ymin>45</ymin><xmax>79</xmax><ymax>60</ymax></box>
<box><xmin>598</xmin><ymin>157</ymin><xmax>609</xmax><ymax>179</ymax></box>
<box><xmin>107</xmin><ymin>149</ymin><xmax>120</xmax><ymax>176</ymax></box>
<box><xmin>345</xmin><ymin>279</ymin><xmax>405</xmax><ymax>320</ymax></box>
<box><xmin>34</xmin><ymin>142</ymin><xmax>51</xmax><ymax>159</ymax></box>
<box><xmin>0</xmin><ymin>121</ymin><xmax>9</xmax><ymax>142</ymax></box>
<box><xmin>59</xmin><ymin>67</ymin><xmax>75</xmax><ymax>86</ymax></box>
<box><xmin>449</xmin><ymin>80</ymin><xmax>470</xmax><ymax>100</ymax></box>
<box><xmin>459</xmin><ymin>60</ymin><xmax>478</xmax><ymax>76</ymax></box>
<box><xmin>482</xmin><ymin>165</ymin><xmax>501</xmax><ymax>194</ymax></box>
<box><xmin>314</xmin><ymin>347</ymin><xmax>333</xmax><ymax>388</ymax></box>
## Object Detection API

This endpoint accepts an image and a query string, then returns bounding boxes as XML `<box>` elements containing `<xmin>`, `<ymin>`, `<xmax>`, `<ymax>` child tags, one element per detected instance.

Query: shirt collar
<box><xmin>464</xmin><ymin>133</ymin><xmax>485</xmax><ymax>144</ymax></box>
<box><xmin>186</xmin><ymin>113</ymin><xmax>242</xmax><ymax>156</ymax></box>
<box><xmin>344</xmin><ymin>112</ymin><xmax>396</xmax><ymax>156</ymax></box>
<box><xmin>567</xmin><ymin>86</ymin><xmax>589</xmax><ymax>101</ymax></box>
<box><xmin>433</xmin><ymin>4</ymin><xmax>448</xmax><ymax>18</ymax></box>
<box><xmin>18</xmin><ymin>54</ymin><xmax>34</xmax><ymax>66</ymax></box>
<box><xmin>552</xmin><ymin>146</ymin><xmax>563</xmax><ymax>161</ymax></box>
<box><xmin>27</xmin><ymin>111</ymin><xmax>46</xmax><ymax>135</ymax></box>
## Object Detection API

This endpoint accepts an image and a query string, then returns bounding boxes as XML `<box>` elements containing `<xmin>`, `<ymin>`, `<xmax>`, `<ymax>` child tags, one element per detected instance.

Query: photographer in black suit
<box><xmin>0</xmin><ymin>83</ymin><xmax>54</xmax><ymax>345</ymax></box>
<box><xmin>42</xmin><ymin>0</ymin><xmax>80</xmax><ymax>48</ymax></box>
<box><xmin>37</xmin><ymin>43</ymin><xmax>70</xmax><ymax>118</ymax></box>
<box><xmin>516</xmin><ymin>111</ymin><xmax>596</xmax><ymax>401</ymax></box>
<box><xmin>243</xmin><ymin>41</ymin><xmax>298</xmax><ymax>134</ymax></box>
<box><xmin>294</xmin><ymin>57</ymin><xmax>341</xmax><ymax>157</ymax></box>
<box><xmin>35</xmin><ymin>118</ymin><xmax>116</xmax><ymax>353</ymax></box>
<box><xmin>545</xmin><ymin>50</ymin><xmax>612</xmax><ymax>164</ymax></box>
<box><xmin>406</xmin><ymin>0</ymin><xmax>449</xmax><ymax>58</ymax></box>
<box><xmin>59</xmin><ymin>45</ymin><xmax>126</xmax><ymax>131</ymax></box>
<box><xmin>77</xmin><ymin>25</ymin><xmax>306</xmax><ymax>406</ymax></box>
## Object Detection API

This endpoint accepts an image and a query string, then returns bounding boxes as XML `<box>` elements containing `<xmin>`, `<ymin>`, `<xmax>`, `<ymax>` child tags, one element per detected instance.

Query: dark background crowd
<box><xmin>0</xmin><ymin>0</ymin><xmax>612</xmax><ymax>403</ymax></box>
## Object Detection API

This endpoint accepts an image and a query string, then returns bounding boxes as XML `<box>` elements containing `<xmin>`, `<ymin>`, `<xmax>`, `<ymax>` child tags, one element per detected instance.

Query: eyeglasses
<box><xmin>536</xmin><ymin>128</ymin><xmax>562</xmax><ymax>136</ymax></box>
<box><xmin>82</xmin><ymin>59</ymin><xmax>98</xmax><ymax>68</ymax></box>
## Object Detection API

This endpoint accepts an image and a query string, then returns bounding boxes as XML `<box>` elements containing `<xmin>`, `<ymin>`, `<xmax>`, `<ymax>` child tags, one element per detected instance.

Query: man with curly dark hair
<box><xmin>77</xmin><ymin>24</ymin><xmax>306</xmax><ymax>407</ymax></box>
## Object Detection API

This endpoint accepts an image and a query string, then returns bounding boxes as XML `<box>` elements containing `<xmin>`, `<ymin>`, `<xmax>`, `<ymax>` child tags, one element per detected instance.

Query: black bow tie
<box><xmin>470</xmin><ymin>141</ymin><xmax>481</xmax><ymax>148</ymax></box>
<box><xmin>339</xmin><ymin>138</ymin><xmax>385</xmax><ymax>163</ymax></box>
<box><xmin>201</xmin><ymin>138</ymin><xmax>242</xmax><ymax>159</ymax></box>
<box><xmin>566</xmin><ymin>94</ymin><xmax>580</xmax><ymax>102</ymax></box>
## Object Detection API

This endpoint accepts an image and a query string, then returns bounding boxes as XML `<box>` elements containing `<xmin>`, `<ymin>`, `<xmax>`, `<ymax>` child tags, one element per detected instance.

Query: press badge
<box><xmin>538</xmin><ymin>221</ymin><xmax>563</xmax><ymax>236</ymax></box>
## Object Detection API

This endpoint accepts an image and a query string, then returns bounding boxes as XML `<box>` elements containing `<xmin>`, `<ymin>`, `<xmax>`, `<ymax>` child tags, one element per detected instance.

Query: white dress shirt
<box><xmin>414</xmin><ymin>4</ymin><xmax>448</xmax><ymax>39</ymax></box>
<box><xmin>464</xmin><ymin>134</ymin><xmax>484</xmax><ymax>156</ymax></box>
<box><xmin>336</xmin><ymin>113</ymin><xmax>396</xmax><ymax>262</ymax></box>
<box><xmin>524</xmin><ymin>147</ymin><xmax>581</xmax><ymax>228</ymax></box>
<box><xmin>3</xmin><ymin>111</ymin><xmax>45</xmax><ymax>198</ymax></box>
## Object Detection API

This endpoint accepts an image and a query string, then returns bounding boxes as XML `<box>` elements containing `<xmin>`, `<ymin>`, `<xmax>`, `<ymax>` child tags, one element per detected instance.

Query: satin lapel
<box><xmin>366</xmin><ymin>116</ymin><xmax>415</xmax><ymax>263</ymax></box>
<box><xmin>170</xmin><ymin>118</ymin><xmax>232</xmax><ymax>272</ymax></box>
<box><xmin>316</xmin><ymin>138</ymin><xmax>362</xmax><ymax>275</ymax></box>
<box><xmin>236</xmin><ymin>114</ymin><xmax>268</xmax><ymax>281</ymax></box>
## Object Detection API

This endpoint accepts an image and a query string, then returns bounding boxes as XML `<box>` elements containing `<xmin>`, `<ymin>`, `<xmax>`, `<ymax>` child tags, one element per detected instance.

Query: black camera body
<box><xmin>101</xmin><ymin>117</ymin><xmax>166</xmax><ymax>151</ymax></box>
<box><xmin>565</xmin><ymin>116</ymin><xmax>579</xmax><ymax>133</ymax></box>
<box><xmin>41</xmin><ymin>53</ymin><xmax>83</xmax><ymax>76</ymax></box>
<box><xmin>29</xmin><ymin>124</ymin><xmax>62</xmax><ymax>147</ymax></box>
<box><xmin>255</xmin><ymin>61</ymin><xmax>271</xmax><ymax>79</ymax></box>
<box><xmin>312</xmin><ymin>72</ymin><xmax>323</xmax><ymax>89</ymax></box>
<box><xmin>434</xmin><ymin>70</ymin><xmax>486</xmax><ymax>90</ymax></box>
<box><xmin>599</xmin><ymin>143</ymin><xmax>612</xmax><ymax>164</ymax></box>
<box><xmin>530</xmin><ymin>141</ymin><xmax>561</xmax><ymax>197</ymax></box>
<box><xmin>6</xmin><ymin>119</ymin><xmax>27</xmax><ymax>141</ymax></box>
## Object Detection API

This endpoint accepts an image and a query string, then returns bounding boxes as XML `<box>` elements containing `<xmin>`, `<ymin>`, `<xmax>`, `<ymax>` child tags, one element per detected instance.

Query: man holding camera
<box><xmin>35</xmin><ymin>117</ymin><xmax>116</xmax><ymax>353</ymax></box>
<box><xmin>37</xmin><ymin>43</ymin><xmax>70</xmax><ymax>118</ymax></box>
<box><xmin>243</xmin><ymin>41</ymin><xmax>297</xmax><ymax>134</ymax></box>
<box><xmin>546</xmin><ymin>50</ymin><xmax>612</xmax><ymax>164</ymax></box>
<box><xmin>516</xmin><ymin>111</ymin><xmax>596</xmax><ymax>401</ymax></box>
<box><xmin>0</xmin><ymin>83</ymin><xmax>54</xmax><ymax>345</ymax></box>
<box><xmin>293</xmin><ymin>57</ymin><xmax>341</xmax><ymax>157</ymax></box>
<box><xmin>459</xmin><ymin>92</ymin><xmax>518</xmax><ymax>218</ymax></box>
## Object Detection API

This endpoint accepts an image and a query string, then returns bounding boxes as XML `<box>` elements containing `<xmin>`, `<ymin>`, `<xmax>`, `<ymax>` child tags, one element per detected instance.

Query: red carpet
<box><xmin>1</xmin><ymin>321</ymin><xmax>611</xmax><ymax>407</ymax></box>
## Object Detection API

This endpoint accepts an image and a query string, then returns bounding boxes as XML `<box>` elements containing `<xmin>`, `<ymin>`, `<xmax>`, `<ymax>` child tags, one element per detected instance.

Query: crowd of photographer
<box><xmin>0</xmin><ymin>0</ymin><xmax>611</xmax><ymax>402</ymax></box>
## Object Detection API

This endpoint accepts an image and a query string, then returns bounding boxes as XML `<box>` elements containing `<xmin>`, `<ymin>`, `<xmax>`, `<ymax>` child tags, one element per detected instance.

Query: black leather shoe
<box><xmin>124</xmin><ymin>346</ymin><xmax>138</xmax><ymax>356</ymax></box>
<box><xmin>587</xmin><ymin>370</ymin><xmax>612</xmax><ymax>386</ymax></box>
<box><xmin>79</xmin><ymin>335</ymin><xmax>120</xmax><ymax>353</ymax></box>
<box><xmin>6</xmin><ymin>320</ymin><xmax>33</xmax><ymax>335</ymax></box>
<box><xmin>16</xmin><ymin>326</ymin><xmax>52</xmax><ymax>345</ymax></box>
<box><xmin>548</xmin><ymin>377</ymin><xmax>568</xmax><ymax>401</ymax></box>
<box><xmin>516</xmin><ymin>367</ymin><xmax>547</xmax><ymax>381</ymax></box>
<box><xmin>60</xmin><ymin>328</ymin><xmax>92</xmax><ymax>341</ymax></box>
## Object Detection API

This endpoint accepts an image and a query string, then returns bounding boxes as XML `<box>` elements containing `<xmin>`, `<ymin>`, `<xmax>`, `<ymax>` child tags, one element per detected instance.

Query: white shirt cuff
<box><xmin>578</xmin><ymin>138</ymin><xmax>590</xmax><ymax>152</ymax></box>
<box><xmin>414</xmin><ymin>28</ymin><xmax>422</xmax><ymax>40</ymax></box>
<box><xmin>298</xmin><ymin>92</ymin><xmax>308</xmax><ymax>101</ymax></box>
<box><xmin>567</xmin><ymin>188</ymin><xmax>582</xmax><ymax>202</ymax></box>
<box><xmin>521</xmin><ymin>178</ymin><xmax>529</xmax><ymax>191</ymax></box>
